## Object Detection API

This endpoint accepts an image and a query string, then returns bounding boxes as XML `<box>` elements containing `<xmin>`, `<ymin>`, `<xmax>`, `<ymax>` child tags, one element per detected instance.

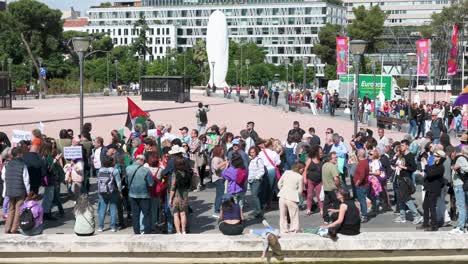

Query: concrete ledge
<box><xmin>1</xmin><ymin>232</ymin><xmax>468</xmax><ymax>260</ymax></box>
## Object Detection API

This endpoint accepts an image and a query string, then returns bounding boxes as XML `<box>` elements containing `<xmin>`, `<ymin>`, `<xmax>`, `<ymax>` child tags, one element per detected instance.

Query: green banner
<box><xmin>340</xmin><ymin>74</ymin><xmax>392</xmax><ymax>100</ymax></box>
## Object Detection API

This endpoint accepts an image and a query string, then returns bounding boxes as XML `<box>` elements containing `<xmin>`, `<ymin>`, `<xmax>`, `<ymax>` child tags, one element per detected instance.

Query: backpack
<box><xmin>20</xmin><ymin>207</ymin><xmax>35</xmax><ymax>231</ymax></box>
<box><xmin>97</xmin><ymin>169</ymin><xmax>115</xmax><ymax>194</ymax></box>
<box><xmin>235</xmin><ymin>169</ymin><xmax>248</xmax><ymax>186</ymax></box>
<box><xmin>199</xmin><ymin>109</ymin><xmax>208</xmax><ymax>123</ymax></box>
<box><xmin>454</xmin><ymin>155</ymin><xmax>468</xmax><ymax>191</ymax></box>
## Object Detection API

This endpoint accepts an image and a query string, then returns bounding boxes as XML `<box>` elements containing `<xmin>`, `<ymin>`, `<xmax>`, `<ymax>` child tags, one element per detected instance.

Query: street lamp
<box><xmin>211</xmin><ymin>61</ymin><xmax>216</xmax><ymax>92</ymax></box>
<box><xmin>114</xmin><ymin>60</ymin><xmax>119</xmax><ymax>87</ymax></box>
<box><xmin>350</xmin><ymin>40</ymin><xmax>368</xmax><ymax>136</ymax></box>
<box><xmin>203</xmin><ymin>61</ymin><xmax>208</xmax><ymax>85</ymax></box>
<box><xmin>302</xmin><ymin>57</ymin><xmax>309</xmax><ymax>91</ymax></box>
<box><xmin>245</xmin><ymin>59</ymin><xmax>250</xmax><ymax>88</ymax></box>
<box><xmin>7</xmin><ymin>58</ymin><xmax>12</xmax><ymax>78</ymax></box>
<box><xmin>406</xmin><ymin>52</ymin><xmax>417</xmax><ymax>119</ymax></box>
<box><xmin>234</xmin><ymin>60</ymin><xmax>239</xmax><ymax>86</ymax></box>
<box><xmin>371</xmin><ymin>61</ymin><xmax>377</xmax><ymax>118</ymax></box>
<box><xmin>313</xmin><ymin>60</ymin><xmax>318</xmax><ymax>89</ymax></box>
<box><xmin>284</xmin><ymin>58</ymin><xmax>290</xmax><ymax>87</ymax></box>
<box><xmin>432</xmin><ymin>59</ymin><xmax>439</xmax><ymax>104</ymax></box>
<box><xmin>72</xmin><ymin>37</ymin><xmax>92</xmax><ymax>134</ymax></box>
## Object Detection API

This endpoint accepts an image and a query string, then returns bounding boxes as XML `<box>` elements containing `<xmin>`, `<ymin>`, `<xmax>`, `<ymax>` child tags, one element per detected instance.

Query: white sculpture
<box><xmin>206</xmin><ymin>10</ymin><xmax>229</xmax><ymax>89</ymax></box>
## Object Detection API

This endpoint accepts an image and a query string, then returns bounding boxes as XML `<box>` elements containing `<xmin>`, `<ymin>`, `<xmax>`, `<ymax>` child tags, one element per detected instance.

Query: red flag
<box><xmin>447</xmin><ymin>24</ymin><xmax>458</xmax><ymax>76</ymax></box>
<box><xmin>336</xmin><ymin>36</ymin><xmax>348</xmax><ymax>75</ymax></box>
<box><xmin>125</xmin><ymin>97</ymin><xmax>149</xmax><ymax>130</ymax></box>
<box><xmin>416</xmin><ymin>39</ymin><xmax>430</xmax><ymax>77</ymax></box>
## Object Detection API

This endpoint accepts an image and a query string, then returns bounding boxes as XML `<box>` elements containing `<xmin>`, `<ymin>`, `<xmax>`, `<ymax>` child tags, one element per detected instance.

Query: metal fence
<box><xmin>141</xmin><ymin>76</ymin><xmax>191</xmax><ymax>103</ymax></box>
<box><xmin>0</xmin><ymin>72</ymin><xmax>12</xmax><ymax>109</ymax></box>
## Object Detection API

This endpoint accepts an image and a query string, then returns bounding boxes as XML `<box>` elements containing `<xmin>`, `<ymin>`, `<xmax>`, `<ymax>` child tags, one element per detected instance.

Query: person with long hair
<box><xmin>248</xmin><ymin>146</ymin><xmax>265</xmax><ymax>218</ymax></box>
<box><xmin>258</xmin><ymin>139</ymin><xmax>281</xmax><ymax>209</ymax></box>
<box><xmin>222</xmin><ymin>152</ymin><xmax>247</xmax><ymax>208</ymax></box>
<box><xmin>97</xmin><ymin>155</ymin><xmax>122</xmax><ymax>232</ymax></box>
<box><xmin>74</xmin><ymin>195</ymin><xmax>95</xmax><ymax>236</ymax></box>
<box><xmin>320</xmin><ymin>189</ymin><xmax>361</xmax><ymax>240</ymax></box>
<box><xmin>211</xmin><ymin>145</ymin><xmax>228</xmax><ymax>218</ymax></box>
<box><xmin>39</xmin><ymin>142</ymin><xmax>62</xmax><ymax>220</ymax></box>
<box><xmin>144</xmin><ymin>151</ymin><xmax>163</xmax><ymax>231</ymax></box>
<box><xmin>169</xmin><ymin>156</ymin><xmax>192</xmax><ymax>234</ymax></box>
<box><xmin>219</xmin><ymin>195</ymin><xmax>244</xmax><ymax>235</ymax></box>
<box><xmin>303</xmin><ymin>145</ymin><xmax>323</xmax><ymax>216</ymax></box>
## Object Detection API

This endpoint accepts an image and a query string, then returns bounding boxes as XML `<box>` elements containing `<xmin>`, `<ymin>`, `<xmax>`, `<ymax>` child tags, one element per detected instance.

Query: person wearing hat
<box><xmin>227</xmin><ymin>138</ymin><xmax>249</xmax><ymax>170</ymax></box>
<box><xmin>179</xmin><ymin>127</ymin><xmax>190</xmax><ymax>145</ymax></box>
<box><xmin>125</xmin><ymin>155</ymin><xmax>154</xmax><ymax>234</ymax></box>
<box><xmin>430</xmin><ymin>109</ymin><xmax>446</xmax><ymax>145</ymax></box>
<box><xmin>418</xmin><ymin>150</ymin><xmax>446</xmax><ymax>231</ymax></box>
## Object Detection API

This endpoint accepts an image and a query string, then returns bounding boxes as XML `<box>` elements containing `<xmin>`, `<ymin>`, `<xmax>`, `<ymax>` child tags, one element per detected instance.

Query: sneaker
<box><xmin>98</xmin><ymin>228</ymin><xmax>104</xmax><ymax>232</ymax></box>
<box><xmin>393</xmin><ymin>217</ymin><xmax>406</xmax><ymax>223</ymax></box>
<box><xmin>361</xmin><ymin>216</ymin><xmax>369</xmax><ymax>223</ymax></box>
<box><xmin>449</xmin><ymin>227</ymin><xmax>465</xmax><ymax>234</ymax></box>
<box><xmin>412</xmin><ymin>216</ymin><xmax>423</xmax><ymax>225</ymax></box>
<box><xmin>111</xmin><ymin>228</ymin><xmax>117</xmax><ymax>232</ymax></box>
<box><xmin>262</xmin><ymin>219</ymin><xmax>271</xmax><ymax>228</ymax></box>
<box><xmin>212</xmin><ymin>213</ymin><xmax>219</xmax><ymax>219</ymax></box>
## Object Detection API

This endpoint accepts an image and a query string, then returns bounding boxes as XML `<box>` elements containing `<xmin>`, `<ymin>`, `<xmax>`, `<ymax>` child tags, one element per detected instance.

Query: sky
<box><xmin>36</xmin><ymin>0</ymin><xmax>104</xmax><ymax>14</ymax></box>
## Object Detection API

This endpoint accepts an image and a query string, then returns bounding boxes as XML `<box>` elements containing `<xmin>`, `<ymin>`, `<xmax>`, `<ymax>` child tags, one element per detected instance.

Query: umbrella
<box><xmin>454</xmin><ymin>86</ymin><xmax>468</xmax><ymax>106</ymax></box>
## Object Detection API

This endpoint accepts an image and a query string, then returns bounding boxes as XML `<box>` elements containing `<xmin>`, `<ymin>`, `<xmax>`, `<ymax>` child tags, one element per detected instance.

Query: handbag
<box><xmin>262</xmin><ymin>148</ymin><xmax>281</xmax><ymax>180</ymax></box>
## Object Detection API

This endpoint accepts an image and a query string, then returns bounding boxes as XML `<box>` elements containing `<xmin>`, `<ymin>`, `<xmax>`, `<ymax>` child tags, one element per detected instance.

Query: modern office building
<box><xmin>86</xmin><ymin>0</ymin><xmax>347</xmax><ymax>76</ymax></box>
<box><xmin>343</xmin><ymin>0</ymin><xmax>451</xmax><ymax>26</ymax></box>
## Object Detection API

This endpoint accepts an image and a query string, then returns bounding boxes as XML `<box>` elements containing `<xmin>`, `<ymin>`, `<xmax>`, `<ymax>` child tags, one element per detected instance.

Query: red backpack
<box><xmin>235</xmin><ymin>169</ymin><xmax>248</xmax><ymax>186</ymax></box>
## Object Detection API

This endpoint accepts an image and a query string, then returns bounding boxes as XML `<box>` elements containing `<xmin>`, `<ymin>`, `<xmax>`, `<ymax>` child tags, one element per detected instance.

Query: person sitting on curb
<box><xmin>218</xmin><ymin>194</ymin><xmax>244</xmax><ymax>236</ymax></box>
<box><xmin>19</xmin><ymin>192</ymin><xmax>43</xmax><ymax>236</ymax></box>
<box><xmin>74</xmin><ymin>195</ymin><xmax>95</xmax><ymax>236</ymax></box>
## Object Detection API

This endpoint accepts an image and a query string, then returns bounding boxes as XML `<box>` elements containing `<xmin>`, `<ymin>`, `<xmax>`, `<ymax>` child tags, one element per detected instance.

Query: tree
<box><xmin>132</xmin><ymin>17</ymin><xmax>152</xmax><ymax>58</ymax></box>
<box><xmin>5</xmin><ymin>0</ymin><xmax>63</xmax><ymax>94</ymax></box>
<box><xmin>348</xmin><ymin>5</ymin><xmax>386</xmax><ymax>53</ymax></box>
<box><xmin>314</xmin><ymin>23</ymin><xmax>343</xmax><ymax>65</ymax></box>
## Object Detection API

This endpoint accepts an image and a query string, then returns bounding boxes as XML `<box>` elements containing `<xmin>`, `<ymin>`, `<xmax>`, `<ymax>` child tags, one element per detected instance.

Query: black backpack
<box><xmin>199</xmin><ymin>109</ymin><xmax>208</xmax><ymax>123</ymax></box>
<box><xmin>20</xmin><ymin>207</ymin><xmax>35</xmax><ymax>231</ymax></box>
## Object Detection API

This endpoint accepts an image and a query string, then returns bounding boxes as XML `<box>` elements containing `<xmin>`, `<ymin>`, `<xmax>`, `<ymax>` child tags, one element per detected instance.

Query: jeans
<box><xmin>356</xmin><ymin>186</ymin><xmax>369</xmax><ymax>217</ymax></box>
<box><xmin>130</xmin><ymin>197</ymin><xmax>151</xmax><ymax>234</ymax></box>
<box><xmin>323</xmin><ymin>190</ymin><xmax>339</xmax><ymax>222</ymax></box>
<box><xmin>249</xmin><ymin>179</ymin><xmax>263</xmax><ymax>216</ymax></box>
<box><xmin>219</xmin><ymin>222</ymin><xmax>244</xmax><ymax>236</ymax></box>
<box><xmin>417</xmin><ymin>121</ymin><xmax>425</xmax><ymax>138</ymax></box>
<box><xmin>52</xmin><ymin>184</ymin><xmax>64</xmax><ymax>214</ymax></box>
<box><xmin>264</xmin><ymin>168</ymin><xmax>278</xmax><ymax>207</ymax></box>
<box><xmin>164</xmin><ymin>188</ymin><xmax>174</xmax><ymax>233</ymax></box>
<box><xmin>233</xmin><ymin>192</ymin><xmax>245</xmax><ymax>209</ymax></box>
<box><xmin>140</xmin><ymin>197</ymin><xmax>160</xmax><ymax>232</ymax></box>
<box><xmin>41</xmin><ymin>186</ymin><xmax>55</xmax><ymax>213</ymax></box>
<box><xmin>306</xmin><ymin>180</ymin><xmax>322</xmax><ymax>212</ymax></box>
<box><xmin>454</xmin><ymin>185</ymin><xmax>468</xmax><ymax>229</ymax></box>
<box><xmin>399</xmin><ymin>199</ymin><xmax>421</xmax><ymax>220</ymax></box>
<box><xmin>409</xmin><ymin>120</ymin><xmax>417</xmax><ymax>137</ymax></box>
<box><xmin>214</xmin><ymin>179</ymin><xmax>225</xmax><ymax>214</ymax></box>
<box><xmin>348</xmin><ymin>164</ymin><xmax>357</xmax><ymax>199</ymax></box>
<box><xmin>436</xmin><ymin>186</ymin><xmax>449</xmax><ymax>225</ymax></box>
<box><xmin>197</xmin><ymin>124</ymin><xmax>207</xmax><ymax>135</ymax></box>
<box><xmin>98</xmin><ymin>192</ymin><xmax>119</xmax><ymax>230</ymax></box>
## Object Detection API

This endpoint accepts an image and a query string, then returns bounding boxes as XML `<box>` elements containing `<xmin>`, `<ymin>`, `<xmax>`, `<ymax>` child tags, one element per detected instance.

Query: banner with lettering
<box><xmin>416</xmin><ymin>39</ymin><xmax>430</xmax><ymax>77</ymax></box>
<box><xmin>447</xmin><ymin>24</ymin><xmax>458</xmax><ymax>76</ymax></box>
<box><xmin>336</xmin><ymin>36</ymin><xmax>348</xmax><ymax>75</ymax></box>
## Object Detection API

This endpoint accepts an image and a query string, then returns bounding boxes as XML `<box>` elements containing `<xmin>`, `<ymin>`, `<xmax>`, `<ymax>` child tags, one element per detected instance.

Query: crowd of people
<box><xmin>0</xmin><ymin>99</ymin><xmax>468</xmax><ymax>242</ymax></box>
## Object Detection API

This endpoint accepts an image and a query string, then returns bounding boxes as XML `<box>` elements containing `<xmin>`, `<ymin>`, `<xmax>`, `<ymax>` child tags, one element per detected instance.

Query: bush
<box><xmin>47</xmin><ymin>79</ymin><xmax>106</xmax><ymax>95</ymax></box>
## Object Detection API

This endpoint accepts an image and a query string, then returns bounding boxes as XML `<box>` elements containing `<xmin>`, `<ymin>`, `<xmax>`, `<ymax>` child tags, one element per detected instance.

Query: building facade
<box><xmin>86</xmin><ymin>0</ymin><xmax>346</xmax><ymax>76</ymax></box>
<box><xmin>343</xmin><ymin>0</ymin><xmax>451</xmax><ymax>26</ymax></box>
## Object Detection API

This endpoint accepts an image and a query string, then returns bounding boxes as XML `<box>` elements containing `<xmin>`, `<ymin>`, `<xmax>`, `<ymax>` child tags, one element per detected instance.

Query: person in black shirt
<box><xmin>246</xmin><ymin>121</ymin><xmax>259</xmax><ymax>145</ymax></box>
<box><xmin>308</xmin><ymin>127</ymin><xmax>321</xmax><ymax>147</ymax></box>
<box><xmin>287</xmin><ymin>121</ymin><xmax>305</xmax><ymax>143</ymax></box>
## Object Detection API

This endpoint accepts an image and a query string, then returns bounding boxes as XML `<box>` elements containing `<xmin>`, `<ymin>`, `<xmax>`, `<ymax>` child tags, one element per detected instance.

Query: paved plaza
<box><xmin>0</xmin><ymin>93</ymin><xmax>452</xmax><ymax>235</ymax></box>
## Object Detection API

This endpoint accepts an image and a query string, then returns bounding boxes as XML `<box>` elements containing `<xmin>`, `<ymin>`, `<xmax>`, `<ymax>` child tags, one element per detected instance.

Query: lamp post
<box><xmin>245</xmin><ymin>59</ymin><xmax>250</xmax><ymax>89</ymax></box>
<box><xmin>285</xmin><ymin>58</ymin><xmax>290</xmax><ymax>89</ymax></box>
<box><xmin>211</xmin><ymin>61</ymin><xmax>215</xmax><ymax>92</ymax></box>
<box><xmin>432</xmin><ymin>59</ymin><xmax>439</xmax><ymax>104</ymax></box>
<box><xmin>234</xmin><ymin>59</ymin><xmax>239</xmax><ymax>86</ymax></box>
<box><xmin>350</xmin><ymin>40</ymin><xmax>368</xmax><ymax>136</ymax></box>
<box><xmin>371</xmin><ymin>61</ymin><xmax>376</xmax><ymax>118</ymax></box>
<box><xmin>114</xmin><ymin>60</ymin><xmax>119</xmax><ymax>87</ymax></box>
<box><xmin>313</xmin><ymin>60</ymin><xmax>317</xmax><ymax>89</ymax></box>
<box><xmin>72</xmin><ymin>37</ymin><xmax>92</xmax><ymax>134</ymax></box>
<box><xmin>7</xmin><ymin>58</ymin><xmax>12</xmax><ymax>78</ymax></box>
<box><xmin>138</xmin><ymin>55</ymin><xmax>143</xmax><ymax>84</ymax></box>
<box><xmin>203</xmin><ymin>61</ymin><xmax>207</xmax><ymax>85</ymax></box>
<box><xmin>406</xmin><ymin>53</ymin><xmax>417</xmax><ymax>119</ymax></box>
<box><xmin>302</xmin><ymin>57</ymin><xmax>308</xmax><ymax>91</ymax></box>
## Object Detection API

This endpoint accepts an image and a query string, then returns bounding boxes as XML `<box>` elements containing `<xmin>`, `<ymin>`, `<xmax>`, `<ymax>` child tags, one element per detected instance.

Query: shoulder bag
<box><xmin>262</xmin><ymin>148</ymin><xmax>281</xmax><ymax>180</ymax></box>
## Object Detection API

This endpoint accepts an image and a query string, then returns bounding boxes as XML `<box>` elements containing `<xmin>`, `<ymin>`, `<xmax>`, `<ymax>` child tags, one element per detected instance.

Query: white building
<box><xmin>343</xmin><ymin>0</ymin><xmax>451</xmax><ymax>26</ymax></box>
<box><xmin>86</xmin><ymin>0</ymin><xmax>347</xmax><ymax>76</ymax></box>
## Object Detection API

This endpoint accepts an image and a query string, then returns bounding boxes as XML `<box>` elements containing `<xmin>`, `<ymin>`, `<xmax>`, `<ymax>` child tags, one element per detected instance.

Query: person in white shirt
<box><xmin>248</xmin><ymin>147</ymin><xmax>265</xmax><ymax>218</ymax></box>
<box><xmin>377</xmin><ymin>128</ymin><xmax>389</xmax><ymax>153</ymax></box>
<box><xmin>241</xmin><ymin>130</ymin><xmax>255</xmax><ymax>154</ymax></box>
<box><xmin>92</xmin><ymin>137</ymin><xmax>103</xmax><ymax>177</ymax></box>
<box><xmin>259</xmin><ymin>139</ymin><xmax>281</xmax><ymax>209</ymax></box>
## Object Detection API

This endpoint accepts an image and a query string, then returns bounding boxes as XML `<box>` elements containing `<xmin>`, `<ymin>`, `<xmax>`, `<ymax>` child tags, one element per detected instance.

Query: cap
<box><xmin>232</xmin><ymin>138</ymin><xmax>241</xmax><ymax>145</ymax></box>
<box><xmin>179</xmin><ymin>126</ymin><xmax>189</xmax><ymax>132</ymax></box>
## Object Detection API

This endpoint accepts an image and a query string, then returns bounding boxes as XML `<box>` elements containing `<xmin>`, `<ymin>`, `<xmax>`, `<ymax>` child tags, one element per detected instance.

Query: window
<box><xmin>124</xmin><ymin>29</ymin><xmax>128</xmax><ymax>35</ymax></box>
<box><xmin>166</xmin><ymin>38</ymin><xmax>171</xmax><ymax>44</ymax></box>
<box><xmin>166</xmin><ymin>28</ymin><xmax>169</xmax><ymax>35</ymax></box>
<box><xmin>118</xmin><ymin>29</ymin><xmax>121</xmax><ymax>35</ymax></box>
<box><xmin>157</xmin><ymin>28</ymin><xmax>160</xmax><ymax>35</ymax></box>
